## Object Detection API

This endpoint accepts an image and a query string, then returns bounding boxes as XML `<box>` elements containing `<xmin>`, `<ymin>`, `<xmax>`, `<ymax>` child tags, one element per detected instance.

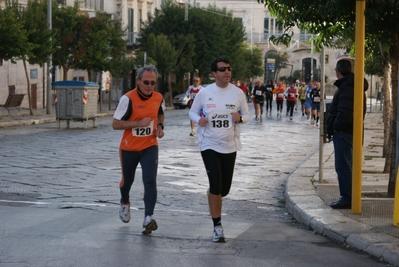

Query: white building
<box><xmin>193</xmin><ymin>0</ymin><xmax>352</xmax><ymax>87</ymax></box>
<box><xmin>0</xmin><ymin>0</ymin><xmax>376</xmax><ymax>110</ymax></box>
<box><xmin>0</xmin><ymin>0</ymin><xmax>158</xmax><ymax>109</ymax></box>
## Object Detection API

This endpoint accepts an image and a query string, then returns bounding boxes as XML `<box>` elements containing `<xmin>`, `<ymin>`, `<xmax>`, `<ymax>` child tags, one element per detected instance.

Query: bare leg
<box><xmin>208</xmin><ymin>191</ymin><xmax>222</xmax><ymax>218</ymax></box>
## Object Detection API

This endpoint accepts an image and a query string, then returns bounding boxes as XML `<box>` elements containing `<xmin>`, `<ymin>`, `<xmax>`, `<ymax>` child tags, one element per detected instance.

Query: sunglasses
<box><xmin>194</xmin><ymin>79</ymin><xmax>199</xmax><ymax>82</ymax></box>
<box><xmin>216</xmin><ymin>66</ymin><xmax>232</xmax><ymax>72</ymax></box>
<box><xmin>142</xmin><ymin>80</ymin><xmax>157</xmax><ymax>85</ymax></box>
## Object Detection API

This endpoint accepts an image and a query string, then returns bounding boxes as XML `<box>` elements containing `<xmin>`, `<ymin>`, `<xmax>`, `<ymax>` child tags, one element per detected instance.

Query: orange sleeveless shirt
<box><xmin>119</xmin><ymin>89</ymin><xmax>163</xmax><ymax>152</ymax></box>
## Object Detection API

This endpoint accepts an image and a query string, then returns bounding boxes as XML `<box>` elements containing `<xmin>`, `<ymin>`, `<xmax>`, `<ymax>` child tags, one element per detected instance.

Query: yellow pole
<box><xmin>352</xmin><ymin>0</ymin><xmax>366</xmax><ymax>214</ymax></box>
<box><xmin>394</xmin><ymin>170</ymin><xmax>399</xmax><ymax>225</ymax></box>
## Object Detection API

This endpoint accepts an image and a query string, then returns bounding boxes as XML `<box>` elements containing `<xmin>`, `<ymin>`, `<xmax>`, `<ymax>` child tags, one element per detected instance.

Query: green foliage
<box><xmin>52</xmin><ymin>5</ymin><xmax>127</xmax><ymax>80</ymax></box>
<box><xmin>23</xmin><ymin>0</ymin><xmax>53</xmax><ymax>66</ymax></box>
<box><xmin>0</xmin><ymin>2</ymin><xmax>28</xmax><ymax>62</ymax></box>
<box><xmin>293</xmin><ymin>70</ymin><xmax>302</xmax><ymax>80</ymax></box>
<box><xmin>146</xmin><ymin>33</ymin><xmax>178</xmax><ymax>74</ymax></box>
<box><xmin>74</xmin><ymin>13</ymin><xmax>127</xmax><ymax>78</ymax></box>
<box><xmin>0</xmin><ymin>0</ymin><xmax>51</xmax><ymax>64</ymax></box>
<box><xmin>234</xmin><ymin>46</ymin><xmax>264</xmax><ymax>80</ymax></box>
<box><xmin>138</xmin><ymin>0</ymin><xmax>249</xmax><ymax>83</ymax></box>
<box><xmin>52</xmin><ymin>3</ymin><xmax>82</xmax><ymax>75</ymax></box>
<box><xmin>109</xmin><ymin>57</ymin><xmax>135</xmax><ymax>79</ymax></box>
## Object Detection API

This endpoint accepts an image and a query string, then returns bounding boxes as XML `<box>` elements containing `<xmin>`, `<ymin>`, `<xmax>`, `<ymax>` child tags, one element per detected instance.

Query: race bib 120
<box><xmin>132</xmin><ymin>122</ymin><xmax>154</xmax><ymax>137</ymax></box>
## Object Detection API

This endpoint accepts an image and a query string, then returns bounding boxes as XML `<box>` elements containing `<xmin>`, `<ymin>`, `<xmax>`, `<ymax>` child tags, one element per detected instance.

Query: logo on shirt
<box><xmin>208</xmin><ymin>97</ymin><xmax>213</xmax><ymax>101</ymax></box>
<box><xmin>207</xmin><ymin>104</ymin><xmax>216</xmax><ymax>108</ymax></box>
<box><xmin>211</xmin><ymin>113</ymin><xmax>229</xmax><ymax>119</ymax></box>
<box><xmin>225</xmin><ymin>104</ymin><xmax>235</xmax><ymax>109</ymax></box>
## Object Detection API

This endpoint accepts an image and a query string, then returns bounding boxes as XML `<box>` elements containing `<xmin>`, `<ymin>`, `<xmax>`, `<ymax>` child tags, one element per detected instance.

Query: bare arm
<box><xmin>112</xmin><ymin>117</ymin><xmax>153</xmax><ymax>130</ymax></box>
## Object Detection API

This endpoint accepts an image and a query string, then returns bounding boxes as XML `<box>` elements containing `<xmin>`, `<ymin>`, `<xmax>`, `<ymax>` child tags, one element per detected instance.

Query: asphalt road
<box><xmin>0</xmin><ymin>106</ymin><xmax>388</xmax><ymax>267</ymax></box>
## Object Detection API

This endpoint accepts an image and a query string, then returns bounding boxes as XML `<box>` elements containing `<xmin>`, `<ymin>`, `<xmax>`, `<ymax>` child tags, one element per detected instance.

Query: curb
<box><xmin>0</xmin><ymin>112</ymin><xmax>114</xmax><ymax>128</ymax></box>
<box><xmin>285</xmin><ymin>148</ymin><xmax>399</xmax><ymax>266</ymax></box>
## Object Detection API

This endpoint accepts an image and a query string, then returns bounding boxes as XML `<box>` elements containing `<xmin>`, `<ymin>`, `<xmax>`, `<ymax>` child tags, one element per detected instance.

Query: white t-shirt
<box><xmin>189</xmin><ymin>83</ymin><xmax>250</xmax><ymax>153</ymax></box>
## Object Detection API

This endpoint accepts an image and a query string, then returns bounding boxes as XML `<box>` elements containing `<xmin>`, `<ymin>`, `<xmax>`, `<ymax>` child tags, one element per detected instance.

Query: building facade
<box><xmin>193</xmin><ymin>0</ymin><xmax>353</xmax><ymax>86</ymax></box>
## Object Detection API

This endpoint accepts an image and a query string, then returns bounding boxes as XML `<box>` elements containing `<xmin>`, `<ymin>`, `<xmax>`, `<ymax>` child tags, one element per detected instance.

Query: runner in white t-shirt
<box><xmin>189</xmin><ymin>57</ymin><xmax>250</xmax><ymax>243</ymax></box>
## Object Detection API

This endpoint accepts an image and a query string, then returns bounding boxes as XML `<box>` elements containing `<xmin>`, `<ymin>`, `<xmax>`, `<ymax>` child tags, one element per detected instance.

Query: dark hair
<box><xmin>336</xmin><ymin>59</ymin><xmax>352</xmax><ymax>76</ymax></box>
<box><xmin>267</xmin><ymin>80</ymin><xmax>272</xmax><ymax>83</ymax></box>
<box><xmin>211</xmin><ymin>57</ymin><xmax>230</xmax><ymax>72</ymax></box>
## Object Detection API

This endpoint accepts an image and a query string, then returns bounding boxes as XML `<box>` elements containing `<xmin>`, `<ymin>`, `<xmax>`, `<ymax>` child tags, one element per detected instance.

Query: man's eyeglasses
<box><xmin>142</xmin><ymin>80</ymin><xmax>157</xmax><ymax>85</ymax></box>
<box><xmin>216</xmin><ymin>66</ymin><xmax>232</xmax><ymax>72</ymax></box>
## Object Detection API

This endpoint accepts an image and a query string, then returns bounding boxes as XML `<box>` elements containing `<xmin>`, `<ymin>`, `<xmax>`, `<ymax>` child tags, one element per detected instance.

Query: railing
<box><xmin>249</xmin><ymin>32</ymin><xmax>313</xmax><ymax>44</ymax></box>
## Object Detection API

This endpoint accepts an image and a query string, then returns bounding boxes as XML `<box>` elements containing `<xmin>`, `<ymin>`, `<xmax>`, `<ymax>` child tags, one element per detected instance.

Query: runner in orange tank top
<box><xmin>112</xmin><ymin>65</ymin><xmax>164</xmax><ymax>235</ymax></box>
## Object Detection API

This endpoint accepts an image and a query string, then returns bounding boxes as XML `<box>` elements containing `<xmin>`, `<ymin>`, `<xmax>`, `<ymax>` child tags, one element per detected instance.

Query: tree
<box><xmin>74</xmin><ymin>12</ymin><xmax>126</xmax><ymax>82</ymax></box>
<box><xmin>52</xmin><ymin>3</ymin><xmax>81</xmax><ymax>79</ymax></box>
<box><xmin>53</xmin><ymin>7</ymin><xmax>127</xmax><ymax>82</ymax></box>
<box><xmin>138</xmin><ymin>0</ymin><xmax>247</xmax><ymax>92</ymax></box>
<box><xmin>234</xmin><ymin>46</ymin><xmax>264</xmax><ymax>82</ymax></box>
<box><xmin>258</xmin><ymin>0</ymin><xmax>399</xmax><ymax>197</ymax></box>
<box><xmin>0</xmin><ymin>0</ymin><xmax>52</xmax><ymax>115</ymax></box>
<box><xmin>146</xmin><ymin>33</ymin><xmax>178</xmax><ymax>105</ymax></box>
<box><xmin>264</xmin><ymin>51</ymin><xmax>288</xmax><ymax>81</ymax></box>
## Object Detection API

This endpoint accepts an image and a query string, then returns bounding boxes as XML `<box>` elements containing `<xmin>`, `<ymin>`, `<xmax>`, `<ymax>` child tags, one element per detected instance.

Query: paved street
<box><xmin>0</xmin><ymin>105</ymin><xmax>387</xmax><ymax>266</ymax></box>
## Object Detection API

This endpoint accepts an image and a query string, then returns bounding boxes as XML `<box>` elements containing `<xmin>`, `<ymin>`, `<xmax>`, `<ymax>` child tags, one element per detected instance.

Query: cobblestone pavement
<box><xmin>0</xmin><ymin>103</ymin><xmax>390</xmax><ymax>267</ymax></box>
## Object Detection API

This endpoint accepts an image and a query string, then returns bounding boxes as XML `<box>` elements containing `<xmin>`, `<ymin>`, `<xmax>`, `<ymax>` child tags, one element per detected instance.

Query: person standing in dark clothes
<box><xmin>327</xmin><ymin>59</ymin><xmax>368</xmax><ymax>209</ymax></box>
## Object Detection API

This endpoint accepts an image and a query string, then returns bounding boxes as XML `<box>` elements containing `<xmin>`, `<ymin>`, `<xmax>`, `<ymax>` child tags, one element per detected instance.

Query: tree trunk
<box><xmin>388</xmin><ymin>36</ymin><xmax>399</xmax><ymax>197</ymax></box>
<box><xmin>63</xmin><ymin>66</ymin><xmax>68</xmax><ymax>81</ymax></box>
<box><xmin>167</xmin><ymin>73</ymin><xmax>173</xmax><ymax>106</ymax></box>
<box><xmin>23</xmin><ymin>59</ymin><xmax>34</xmax><ymax>115</ymax></box>
<box><xmin>383</xmin><ymin>59</ymin><xmax>391</xmax><ymax>170</ymax></box>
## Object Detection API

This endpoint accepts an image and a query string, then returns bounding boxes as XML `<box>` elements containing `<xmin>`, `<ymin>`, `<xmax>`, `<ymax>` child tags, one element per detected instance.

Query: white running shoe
<box><xmin>213</xmin><ymin>225</ymin><xmax>226</xmax><ymax>242</ymax></box>
<box><xmin>310</xmin><ymin>120</ymin><xmax>315</xmax><ymax>125</ymax></box>
<box><xmin>142</xmin><ymin>215</ymin><xmax>158</xmax><ymax>235</ymax></box>
<box><xmin>190</xmin><ymin>130</ymin><xmax>195</xmax><ymax>136</ymax></box>
<box><xmin>119</xmin><ymin>203</ymin><xmax>130</xmax><ymax>223</ymax></box>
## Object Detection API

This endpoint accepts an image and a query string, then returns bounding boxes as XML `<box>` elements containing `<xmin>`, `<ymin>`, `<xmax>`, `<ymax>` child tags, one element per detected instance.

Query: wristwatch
<box><xmin>239</xmin><ymin>116</ymin><xmax>243</xmax><ymax>123</ymax></box>
<box><xmin>157</xmin><ymin>122</ymin><xmax>164</xmax><ymax>130</ymax></box>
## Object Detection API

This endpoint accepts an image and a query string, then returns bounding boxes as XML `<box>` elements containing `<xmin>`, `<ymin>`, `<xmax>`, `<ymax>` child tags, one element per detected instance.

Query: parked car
<box><xmin>172</xmin><ymin>84</ymin><xmax>211</xmax><ymax>109</ymax></box>
<box><xmin>173</xmin><ymin>93</ymin><xmax>190</xmax><ymax>109</ymax></box>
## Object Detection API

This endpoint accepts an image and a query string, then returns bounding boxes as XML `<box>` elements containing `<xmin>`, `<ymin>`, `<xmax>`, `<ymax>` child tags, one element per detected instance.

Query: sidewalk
<box><xmin>0</xmin><ymin>105</ymin><xmax>114</xmax><ymax>128</ymax></box>
<box><xmin>1</xmin><ymin>105</ymin><xmax>398</xmax><ymax>265</ymax></box>
<box><xmin>286</xmin><ymin>111</ymin><xmax>399</xmax><ymax>266</ymax></box>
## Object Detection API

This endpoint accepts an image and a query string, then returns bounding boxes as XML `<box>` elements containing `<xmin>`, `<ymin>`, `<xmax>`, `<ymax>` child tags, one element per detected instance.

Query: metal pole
<box><xmin>251</xmin><ymin>0</ymin><xmax>254</xmax><ymax>53</ymax></box>
<box><xmin>310</xmin><ymin>37</ymin><xmax>314</xmax><ymax>81</ymax></box>
<box><xmin>352</xmin><ymin>0</ymin><xmax>366</xmax><ymax>214</ymax></box>
<box><xmin>319</xmin><ymin>47</ymin><xmax>325</xmax><ymax>183</ymax></box>
<box><xmin>46</xmin><ymin>0</ymin><xmax>52</xmax><ymax>114</ymax></box>
<box><xmin>370</xmin><ymin>75</ymin><xmax>373</xmax><ymax>113</ymax></box>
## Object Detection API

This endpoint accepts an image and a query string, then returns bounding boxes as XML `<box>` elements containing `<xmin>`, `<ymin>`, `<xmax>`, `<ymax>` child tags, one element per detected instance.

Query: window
<box><xmin>138</xmin><ymin>9</ymin><xmax>142</xmax><ymax>30</ymax></box>
<box><xmin>299</xmin><ymin>29</ymin><xmax>312</xmax><ymax>43</ymax></box>
<box><xmin>264</xmin><ymin>18</ymin><xmax>269</xmax><ymax>40</ymax></box>
<box><xmin>235</xmin><ymin>17</ymin><xmax>243</xmax><ymax>26</ymax></box>
<box><xmin>264</xmin><ymin>18</ymin><xmax>283</xmax><ymax>39</ymax></box>
<box><xmin>8</xmin><ymin>85</ymin><xmax>15</xmax><ymax>95</ymax></box>
<box><xmin>128</xmin><ymin>8</ymin><xmax>134</xmax><ymax>43</ymax></box>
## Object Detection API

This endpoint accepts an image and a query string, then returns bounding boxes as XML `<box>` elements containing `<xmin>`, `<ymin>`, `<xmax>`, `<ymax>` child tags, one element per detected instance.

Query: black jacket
<box><xmin>327</xmin><ymin>73</ymin><xmax>368</xmax><ymax>136</ymax></box>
